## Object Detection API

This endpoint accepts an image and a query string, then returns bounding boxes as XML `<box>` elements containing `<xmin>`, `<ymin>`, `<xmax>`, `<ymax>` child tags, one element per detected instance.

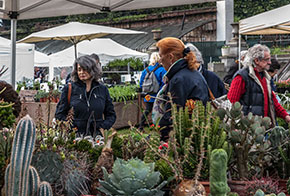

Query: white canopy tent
<box><xmin>48</xmin><ymin>38</ymin><xmax>148</xmax><ymax>81</ymax></box>
<box><xmin>239</xmin><ymin>4</ymin><xmax>290</xmax><ymax>35</ymax></box>
<box><xmin>0</xmin><ymin>0</ymin><xmax>217</xmax><ymax>87</ymax></box>
<box><xmin>238</xmin><ymin>4</ymin><xmax>290</xmax><ymax>68</ymax></box>
<box><xmin>0</xmin><ymin>36</ymin><xmax>34</xmax><ymax>83</ymax></box>
<box><xmin>34</xmin><ymin>50</ymin><xmax>49</xmax><ymax>67</ymax></box>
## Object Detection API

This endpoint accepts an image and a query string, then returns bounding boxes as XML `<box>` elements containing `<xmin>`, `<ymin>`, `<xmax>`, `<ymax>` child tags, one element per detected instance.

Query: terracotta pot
<box><xmin>200</xmin><ymin>181</ymin><xmax>210</xmax><ymax>196</ymax></box>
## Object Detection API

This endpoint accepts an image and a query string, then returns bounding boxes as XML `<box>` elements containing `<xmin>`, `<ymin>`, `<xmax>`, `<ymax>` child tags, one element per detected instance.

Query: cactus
<box><xmin>254</xmin><ymin>189</ymin><xmax>286</xmax><ymax>196</ymax></box>
<box><xmin>38</xmin><ymin>181</ymin><xmax>53</xmax><ymax>196</ymax></box>
<box><xmin>31</xmin><ymin>150</ymin><xmax>63</xmax><ymax>185</ymax></box>
<box><xmin>209</xmin><ymin>149</ymin><xmax>230</xmax><ymax>196</ymax></box>
<box><xmin>4</xmin><ymin>115</ymin><xmax>53</xmax><ymax>196</ymax></box>
<box><xmin>98</xmin><ymin>158</ymin><xmax>167</xmax><ymax>196</ymax></box>
<box><xmin>28</xmin><ymin>166</ymin><xmax>40</xmax><ymax>196</ymax></box>
<box><xmin>65</xmin><ymin>169</ymin><xmax>90</xmax><ymax>196</ymax></box>
<box><xmin>5</xmin><ymin>115</ymin><xmax>37</xmax><ymax>196</ymax></box>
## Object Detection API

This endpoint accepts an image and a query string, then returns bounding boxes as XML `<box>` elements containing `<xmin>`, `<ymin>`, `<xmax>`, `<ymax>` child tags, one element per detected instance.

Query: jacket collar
<box><xmin>164</xmin><ymin>58</ymin><xmax>187</xmax><ymax>82</ymax></box>
<box><xmin>76</xmin><ymin>79</ymin><xmax>100</xmax><ymax>88</ymax></box>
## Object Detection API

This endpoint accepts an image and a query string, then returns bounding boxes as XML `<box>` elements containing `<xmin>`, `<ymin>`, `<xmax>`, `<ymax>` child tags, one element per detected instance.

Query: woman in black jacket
<box><xmin>55</xmin><ymin>55</ymin><xmax>116</xmax><ymax>137</ymax></box>
<box><xmin>155</xmin><ymin>37</ymin><xmax>209</xmax><ymax>141</ymax></box>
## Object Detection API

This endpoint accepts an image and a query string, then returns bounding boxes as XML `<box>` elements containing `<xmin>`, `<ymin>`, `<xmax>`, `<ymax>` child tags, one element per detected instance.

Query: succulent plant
<box><xmin>254</xmin><ymin>189</ymin><xmax>286</xmax><ymax>196</ymax></box>
<box><xmin>98</xmin><ymin>158</ymin><xmax>167</xmax><ymax>196</ymax></box>
<box><xmin>209</xmin><ymin>149</ymin><xmax>230</xmax><ymax>196</ymax></box>
<box><xmin>216</xmin><ymin>102</ymin><xmax>272</xmax><ymax>179</ymax></box>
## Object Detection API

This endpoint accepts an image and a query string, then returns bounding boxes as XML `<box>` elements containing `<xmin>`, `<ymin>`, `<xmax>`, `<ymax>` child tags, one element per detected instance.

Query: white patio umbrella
<box><xmin>0</xmin><ymin>0</ymin><xmax>217</xmax><ymax>87</ymax></box>
<box><xmin>19</xmin><ymin>22</ymin><xmax>146</xmax><ymax>59</ymax></box>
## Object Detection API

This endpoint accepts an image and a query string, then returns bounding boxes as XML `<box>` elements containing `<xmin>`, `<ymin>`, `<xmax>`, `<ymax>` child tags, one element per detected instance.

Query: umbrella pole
<box><xmin>74</xmin><ymin>43</ymin><xmax>77</xmax><ymax>59</ymax></box>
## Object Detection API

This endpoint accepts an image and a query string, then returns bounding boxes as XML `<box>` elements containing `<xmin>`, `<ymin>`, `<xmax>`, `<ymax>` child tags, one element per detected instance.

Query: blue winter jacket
<box><xmin>139</xmin><ymin>62</ymin><xmax>167</xmax><ymax>102</ymax></box>
<box><xmin>55</xmin><ymin>80</ymin><xmax>116</xmax><ymax>136</ymax></box>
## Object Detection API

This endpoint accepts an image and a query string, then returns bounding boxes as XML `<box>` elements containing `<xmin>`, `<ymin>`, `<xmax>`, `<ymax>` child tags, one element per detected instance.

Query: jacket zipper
<box><xmin>85</xmin><ymin>86</ymin><xmax>99</xmax><ymax>107</ymax></box>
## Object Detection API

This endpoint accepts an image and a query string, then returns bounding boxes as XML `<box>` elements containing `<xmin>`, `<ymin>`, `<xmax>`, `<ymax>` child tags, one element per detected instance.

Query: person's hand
<box><xmin>285</xmin><ymin>115</ymin><xmax>290</xmax><ymax>123</ymax></box>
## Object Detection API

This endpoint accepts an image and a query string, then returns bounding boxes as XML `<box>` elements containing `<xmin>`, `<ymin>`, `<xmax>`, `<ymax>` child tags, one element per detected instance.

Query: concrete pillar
<box><xmin>216</xmin><ymin>0</ymin><xmax>234</xmax><ymax>43</ymax></box>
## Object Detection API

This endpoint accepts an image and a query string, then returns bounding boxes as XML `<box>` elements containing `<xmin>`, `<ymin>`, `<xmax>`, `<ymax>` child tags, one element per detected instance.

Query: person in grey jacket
<box><xmin>55</xmin><ymin>55</ymin><xmax>116</xmax><ymax>136</ymax></box>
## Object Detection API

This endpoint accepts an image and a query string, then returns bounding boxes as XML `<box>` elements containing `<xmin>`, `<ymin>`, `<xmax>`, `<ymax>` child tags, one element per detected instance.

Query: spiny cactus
<box><xmin>64</xmin><ymin>169</ymin><xmax>90</xmax><ymax>196</ymax></box>
<box><xmin>209</xmin><ymin>149</ymin><xmax>230</xmax><ymax>196</ymax></box>
<box><xmin>5</xmin><ymin>115</ymin><xmax>37</xmax><ymax>196</ymax></box>
<box><xmin>254</xmin><ymin>189</ymin><xmax>286</xmax><ymax>196</ymax></box>
<box><xmin>38</xmin><ymin>181</ymin><xmax>53</xmax><ymax>196</ymax></box>
<box><xmin>28</xmin><ymin>166</ymin><xmax>40</xmax><ymax>196</ymax></box>
<box><xmin>31</xmin><ymin>150</ymin><xmax>63</xmax><ymax>186</ymax></box>
<box><xmin>98</xmin><ymin>158</ymin><xmax>167</xmax><ymax>196</ymax></box>
<box><xmin>4</xmin><ymin>115</ymin><xmax>53</xmax><ymax>196</ymax></box>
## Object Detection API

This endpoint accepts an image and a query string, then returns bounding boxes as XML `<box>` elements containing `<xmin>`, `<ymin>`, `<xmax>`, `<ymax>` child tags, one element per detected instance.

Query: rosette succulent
<box><xmin>98</xmin><ymin>158</ymin><xmax>167</xmax><ymax>196</ymax></box>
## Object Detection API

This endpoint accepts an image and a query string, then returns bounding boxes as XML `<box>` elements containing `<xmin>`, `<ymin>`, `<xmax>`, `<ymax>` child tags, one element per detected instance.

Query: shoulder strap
<box><xmin>68</xmin><ymin>82</ymin><xmax>72</xmax><ymax>105</ymax></box>
<box><xmin>208</xmin><ymin>87</ymin><xmax>215</xmax><ymax>101</ymax></box>
<box><xmin>152</xmin><ymin>64</ymin><xmax>161</xmax><ymax>72</ymax></box>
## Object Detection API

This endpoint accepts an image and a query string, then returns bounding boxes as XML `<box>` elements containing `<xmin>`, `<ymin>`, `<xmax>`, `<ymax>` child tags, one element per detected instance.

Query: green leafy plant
<box><xmin>105</xmin><ymin>57</ymin><xmax>144</xmax><ymax>71</ymax></box>
<box><xmin>98</xmin><ymin>158</ymin><xmax>168</xmax><ymax>196</ymax></box>
<box><xmin>108</xmin><ymin>85</ymin><xmax>138</xmax><ymax>103</ymax></box>
<box><xmin>0</xmin><ymin>100</ymin><xmax>16</xmax><ymax>129</ymax></box>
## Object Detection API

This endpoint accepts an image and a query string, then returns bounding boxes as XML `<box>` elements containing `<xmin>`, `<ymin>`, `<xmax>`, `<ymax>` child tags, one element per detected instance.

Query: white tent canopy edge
<box><xmin>238</xmin><ymin>4</ymin><xmax>290</xmax><ymax>68</ymax></box>
<box><xmin>0</xmin><ymin>0</ymin><xmax>218</xmax><ymax>88</ymax></box>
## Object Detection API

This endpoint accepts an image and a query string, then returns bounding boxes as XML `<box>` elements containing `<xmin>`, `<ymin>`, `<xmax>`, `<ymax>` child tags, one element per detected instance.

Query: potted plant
<box><xmin>221</xmin><ymin>45</ymin><xmax>230</xmax><ymax>56</ymax></box>
<box><xmin>275</xmin><ymin>79</ymin><xmax>290</xmax><ymax>93</ymax></box>
<box><xmin>215</xmin><ymin>102</ymin><xmax>288</xmax><ymax>195</ymax></box>
<box><xmin>34</xmin><ymin>90</ymin><xmax>49</xmax><ymax>102</ymax></box>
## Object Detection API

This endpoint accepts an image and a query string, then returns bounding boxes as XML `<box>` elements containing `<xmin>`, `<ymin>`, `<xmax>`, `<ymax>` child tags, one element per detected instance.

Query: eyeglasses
<box><xmin>261</xmin><ymin>58</ymin><xmax>271</xmax><ymax>62</ymax></box>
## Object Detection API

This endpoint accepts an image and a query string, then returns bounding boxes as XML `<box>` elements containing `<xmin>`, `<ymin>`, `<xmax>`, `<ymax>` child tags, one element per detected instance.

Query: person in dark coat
<box><xmin>154</xmin><ymin>37</ymin><xmax>209</xmax><ymax>141</ymax></box>
<box><xmin>223</xmin><ymin>50</ymin><xmax>248</xmax><ymax>86</ymax></box>
<box><xmin>268</xmin><ymin>59</ymin><xmax>281</xmax><ymax>92</ymax></box>
<box><xmin>186</xmin><ymin>43</ymin><xmax>226</xmax><ymax>98</ymax></box>
<box><xmin>55</xmin><ymin>55</ymin><xmax>116</xmax><ymax>137</ymax></box>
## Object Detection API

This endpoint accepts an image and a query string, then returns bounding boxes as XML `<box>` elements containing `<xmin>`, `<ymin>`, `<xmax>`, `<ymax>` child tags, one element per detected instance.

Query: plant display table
<box><xmin>20</xmin><ymin>100</ymin><xmax>140</xmax><ymax>129</ymax></box>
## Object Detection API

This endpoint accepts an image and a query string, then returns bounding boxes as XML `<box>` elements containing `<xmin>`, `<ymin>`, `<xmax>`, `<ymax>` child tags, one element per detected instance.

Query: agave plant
<box><xmin>98</xmin><ymin>158</ymin><xmax>167</xmax><ymax>196</ymax></box>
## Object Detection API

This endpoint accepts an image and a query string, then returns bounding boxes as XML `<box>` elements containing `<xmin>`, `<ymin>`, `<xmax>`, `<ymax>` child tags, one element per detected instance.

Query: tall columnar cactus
<box><xmin>38</xmin><ymin>181</ymin><xmax>53</xmax><ymax>196</ymax></box>
<box><xmin>4</xmin><ymin>115</ymin><xmax>53</xmax><ymax>196</ymax></box>
<box><xmin>5</xmin><ymin>115</ymin><xmax>36</xmax><ymax>196</ymax></box>
<box><xmin>209</xmin><ymin>149</ymin><xmax>230</xmax><ymax>196</ymax></box>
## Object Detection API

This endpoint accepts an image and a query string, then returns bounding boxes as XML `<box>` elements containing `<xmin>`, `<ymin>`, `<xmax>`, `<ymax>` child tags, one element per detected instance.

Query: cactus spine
<box><xmin>210</xmin><ymin>149</ymin><xmax>230</xmax><ymax>196</ymax></box>
<box><xmin>5</xmin><ymin>115</ymin><xmax>36</xmax><ymax>196</ymax></box>
<box><xmin>4</xmin><ymin>115</ymin><xmax>53</xmax><ymax>196</ymax></box>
